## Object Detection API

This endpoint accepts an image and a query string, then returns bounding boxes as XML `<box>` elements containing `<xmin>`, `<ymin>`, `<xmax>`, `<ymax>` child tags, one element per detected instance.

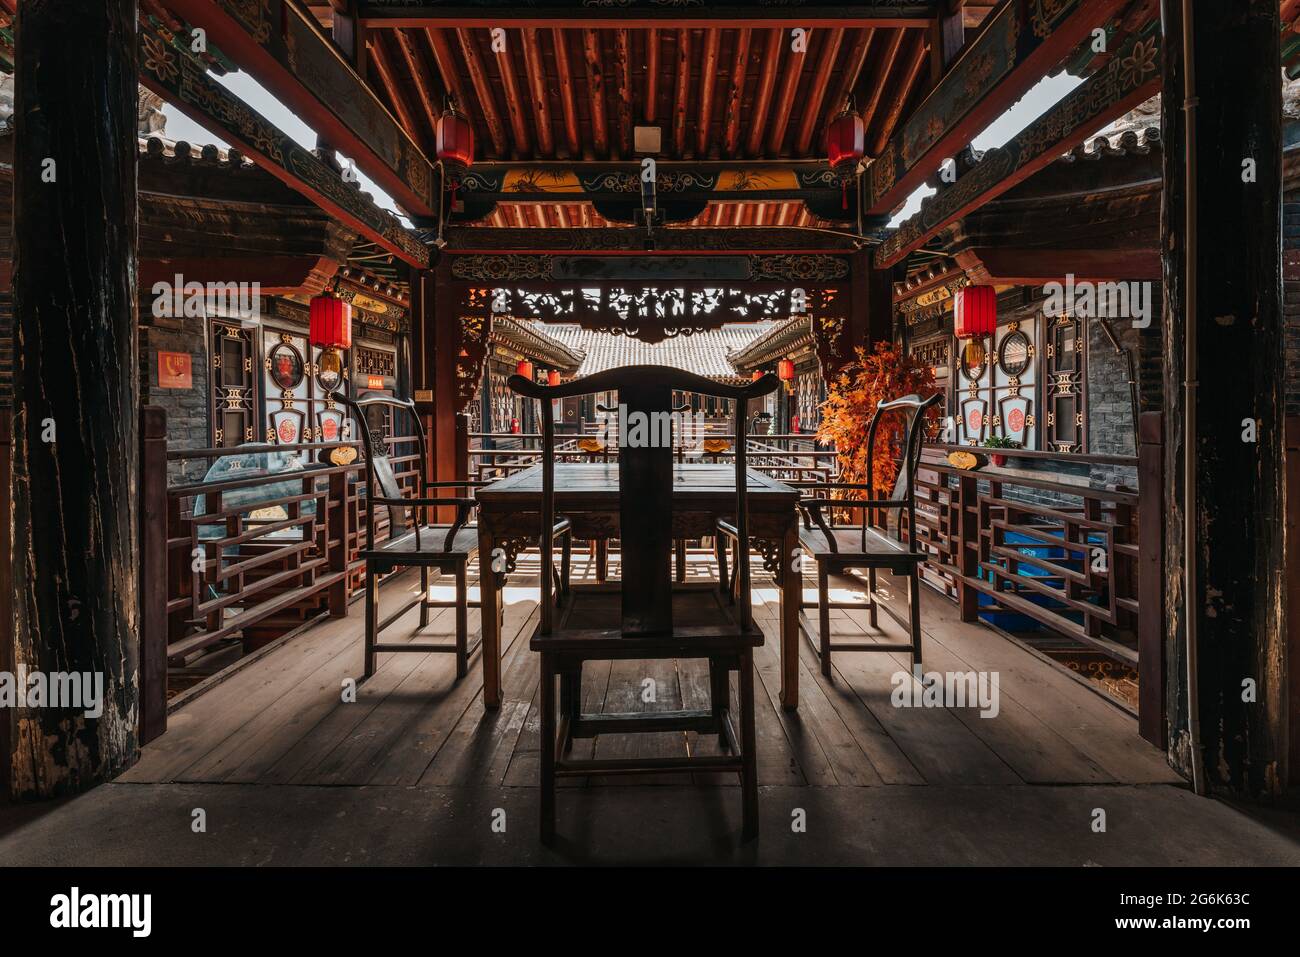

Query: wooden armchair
<box><xmin>508</xmin><ymin>365</ymin><xmax>779</xmax><ymax>845</ymax></box>
<box><xmin>795</xmin><ymin>393</ymin><xmax>941</xmax><ymax>678</ymax></box>
<box><xmin>335</xmin><ymin>392</ymin><xmax>483</xmax><ymax>680</ymax></box>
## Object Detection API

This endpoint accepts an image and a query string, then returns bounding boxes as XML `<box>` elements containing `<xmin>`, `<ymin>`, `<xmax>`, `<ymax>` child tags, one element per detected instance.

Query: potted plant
<box><xmin>982</xmin><ymin>434</ymin><xmax>1022</xmax><ymax>468</ymax></box>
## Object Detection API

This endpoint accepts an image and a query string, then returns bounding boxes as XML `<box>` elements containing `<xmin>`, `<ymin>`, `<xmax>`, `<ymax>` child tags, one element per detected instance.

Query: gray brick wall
<box><xmin>1087</xmin><ymin>315</ymin><xmax>1141</xmax><ymax>491</ymax></box>
<box><xmin>140</xmin><ymin>304</ymin><xmax>210</xmax><ymax>484</ymax></box>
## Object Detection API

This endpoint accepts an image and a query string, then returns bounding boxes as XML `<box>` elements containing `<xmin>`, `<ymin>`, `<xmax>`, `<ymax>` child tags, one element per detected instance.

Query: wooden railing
<box><xmin>139</xmin><ymin>405</ymin><xmax>421</xmax><ymax>740</ymax></box>
<box><xmin>469</xmin><ymin>431</ymin><xmax>837</xmax><ymax>486</ymax></box>
<box><xmin>905</xmin><ymin>443</ymin><xmax>1142</xmax><ymax>667</ymax></box>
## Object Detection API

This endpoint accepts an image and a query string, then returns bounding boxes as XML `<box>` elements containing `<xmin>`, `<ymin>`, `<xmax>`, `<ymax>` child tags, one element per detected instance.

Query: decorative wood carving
<box><xmin>139</xmin><ymin>19</ymin><xmax>431</xmax><ymax>268</ymax></box>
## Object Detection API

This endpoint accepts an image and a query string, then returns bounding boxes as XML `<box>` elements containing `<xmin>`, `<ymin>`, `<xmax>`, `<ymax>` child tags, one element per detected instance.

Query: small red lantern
<box><xmin>309</xmin><ymin>291</ymin><xmax>352</xmax><ymax>350</ymax></box>
<box><xmin>547</xmin><ymin>370</ymin><xmax>561</xmax><ymax>387</ymax></box>
<box><xmin>436</xmin><ymin>108</ymin><xmax>474</xmax><ymax>172</ymax></box>
<box><xmin>309</xmin><ymin>291</ymin><xmax>352</xmax><ymax>393</ymax></box>
<box><xmin>826</xmin><ymin>110</ymin><xmax>865</xmax><ymax>172</ymax></box>
<box><xmin>752</xmin><ymin>370</ymin><xmax>763</xmax><ymax>381</ymax></box>
<box><xmin>954</xmin><ymin>285</ymin><xmax>997</xmax><ymax>340</ymax></box>
<box><xmin>777</xmin><ymin>358</ymin><xmax>796</xmax><ymax>381</ymax></box>
<box><xmin>516</xmin><ymin>359</ymin><xmax>534</xmax><ymax>379</ymax></box>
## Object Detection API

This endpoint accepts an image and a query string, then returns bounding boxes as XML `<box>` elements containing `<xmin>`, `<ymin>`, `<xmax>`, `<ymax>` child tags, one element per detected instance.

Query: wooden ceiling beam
<box><xmin>826</xmin><ymin>27</ymin><xmax>873</xmax><ymax>116</ymax></box>
<box><xmin>520</xmin><ymin>27</ymin><xmax>556</xmax><ymax>158</ymax></box>
<box><xmin>672</xmin><ymin>28</ymin><xmax>692</xmax><ymax>159</ymax></box>
<box><xmin>493</xmin><ymin>29</ymin><xmax>534</xmax><ymax>157</ymax></box>
<box><xmin>614</xmin><ymin>28</ymin><xmax>635</xmax><ymax>157</ymax></box>
<box><xmin>696</xmin><ymin>29</ymin><xmax>722</xmax><ymax>159</ymax></box>
<box><xmin>424</xmin><ymin>28</ymin><xmax>474</xmax><ymax>126</ymax></box>
<box><xmin>582</xmin><ymin>28</ymin><xmax>612</xmax><ymax>158</ymax></box>
<box><xmin>455</xmin><ymin>27</ymin><xmax>511</xmax><ymax>157</ymax></box>
<box><xmin>392</xmin><ymin>28</ymin><xmax>443</xmax><ymax>143</ymax></box>
<box><xmin>794</xmin><ymin>26</ymin><xmax>845</xmax><ymax>155</ymax></box>
<box><xmin>745</xmin><ymin>28</ymin><xmax>785</xmax><ymax>158</ymax></box>
<box><xmin>857</xmin><ymin>27</ymin><xmax>904</xmax><ymax>149</ymax></box>
<box><xmin>550</xmin><ymin>29</ymin><xmax>583</xmax><ymax>159</ymax></box>
<box><xmin>645</xmin><ymin>28</ymin><xmax>660</xmax><ymax>123</ymax></box>
<box><xmin>358</xmin><ymin>5</ymin><xmax>935</xmax><ymax>29</ymax></box>
<box><xmin>721</xmin><ymin>27</ymin><xmax>752</xmax><ymax>159</ymax></box>
<box><xmin>367</xmin><ymin>33</ymin><xmax>423</xmax><ymax>144</ymax></box>
<box><xmin>870</xmin><ymin>29</ymin><xmax>929</xmax><ymax>156</ymax></box>
<box><xmin>766</xmin><ymin>28</ymin><xmax>815</xmax><ymax>155</ymax></box>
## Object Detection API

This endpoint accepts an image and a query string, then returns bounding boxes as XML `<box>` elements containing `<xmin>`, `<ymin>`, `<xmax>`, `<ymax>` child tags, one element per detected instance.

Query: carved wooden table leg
<box><xmin>477</xmin><ymin>522</ymin><xmax>502</xmax><ymax>709</ymax></box>
<box><xmin>779</xmin><ymin>520</ymin><xmax>800</xmax><ymax>710</ymax></box>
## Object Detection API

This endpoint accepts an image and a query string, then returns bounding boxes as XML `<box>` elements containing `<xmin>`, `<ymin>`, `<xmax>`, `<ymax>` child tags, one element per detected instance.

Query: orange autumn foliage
<box><xmin>816</xmin><ymin>342</ymin><xmax>939</xmax><ymax>496</ymax></box>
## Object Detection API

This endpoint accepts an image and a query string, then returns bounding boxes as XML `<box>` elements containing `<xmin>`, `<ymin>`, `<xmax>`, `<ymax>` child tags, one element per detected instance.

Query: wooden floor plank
<box><xmin>868</xmin><ymin>571</ymin><xmax>1180</xmax><ymax>784</ymax></box>
<box><xmin>827</xmin><ymin>599</ymin><xmax>1113</xmax><ymax>785</ymax></box>
<box><xmin>121</xmin><ymin>570</ymin><xmax>424</xmax><ymax>783</ymax></box>
<box><xmin>131</xmin><ymin>554</ymin><xmax>1179</xmax><ymax>798</ymax></box>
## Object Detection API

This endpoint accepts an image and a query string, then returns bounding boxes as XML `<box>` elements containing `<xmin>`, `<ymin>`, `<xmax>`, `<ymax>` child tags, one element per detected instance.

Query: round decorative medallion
<box><xmin>269</xmin><ymin>342</ymin><xmax>304</xmax><ymax>390</ymax></box>
<box><xmin>998</xmin><ymin>330</ymin><xmax>1031</xmax><ymax>377</ymax></box>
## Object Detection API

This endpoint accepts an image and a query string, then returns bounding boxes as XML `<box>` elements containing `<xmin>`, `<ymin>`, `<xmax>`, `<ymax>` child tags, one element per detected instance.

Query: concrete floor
<box><xmin>1</xmin><ymin>780</ymin><xmax>1297</xmax><ymax>866</ymax></box>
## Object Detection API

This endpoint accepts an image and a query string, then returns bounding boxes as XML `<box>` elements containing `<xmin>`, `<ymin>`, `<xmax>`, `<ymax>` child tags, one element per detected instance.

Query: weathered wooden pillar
<box><xmin>848</xmin><ymin>250</ymin><xmax>894</xmax><ymax>359</ymax></box>
<box><xmin>1160</xmin><ymin>0</ymin><xmax>1285</xmax><ymax>793</ymax></box>
<box><xmin>10</xmin><ymin>0</ymin><xmax>140</xmax><ymax>795</ymax></box>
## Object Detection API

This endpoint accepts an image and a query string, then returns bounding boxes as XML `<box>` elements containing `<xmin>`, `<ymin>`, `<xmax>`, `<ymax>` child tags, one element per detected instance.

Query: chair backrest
<box><xmin>509</xmin><ymin>365</ymin><xmax>779</xmax><ymax>637</ymax></box>
<box><xmin>864</xmin><ymin>392</ymin><xmax>942</xmax><ymax>540</ymax></box>
<box><xmin>332</xmin><ymin>391</ymin><xmax>428</xmax><ymax>547</ymax></box>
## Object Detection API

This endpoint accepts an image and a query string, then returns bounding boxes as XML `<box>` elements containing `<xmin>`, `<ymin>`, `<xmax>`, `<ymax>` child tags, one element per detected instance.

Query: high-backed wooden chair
<box><xmin>509</xmin><ymin>366</ymin><xmax>779</xmax><ymax>845</ymax></box>
<box><xmin>793</xmin><ymin>393</ymin><xmax>941</xmax><ymax>678</ymax></box>
<box><xmin>335</xmin><ymin>392</ymin><xmax>484</xmax><ymax>680</ymax></box>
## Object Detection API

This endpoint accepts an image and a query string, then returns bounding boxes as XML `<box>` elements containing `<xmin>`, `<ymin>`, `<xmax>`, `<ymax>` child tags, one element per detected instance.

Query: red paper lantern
<box><xmin>826</xmin><ymin>110</ymin><xmax>865</xmax><ymax>172</ymax></box>
<box><xmin>547</xmin><ymin>370</ymin><xmax>561</xmax><ymax>387</ymax></box>
<box><xmin>436</xmin><ymin>108</ymin><xmax>475</xmax><ymax>172</ymax></box>
<box><xmin>777</xmin><ymin>358</ymin><xmax>796</xmax><ymax>381</ymax></box>
<box><xmin>516</xmin><ymin>359</ymin><xmax>534</xmax><ymax>379</ymax></box>
<box><xmin>752</xmin><ymin>370</ymin><xmax>763</xmax><ymax>381</ymax></box>
<box><xmin>954</xmin><ymin>285</ymin><xmax>997</xmax><ymax>340</ymax></box>
<box><xmin>309</xmin><ymin>291</ymin><xmax>352</xmax><ymax>349</ymax></box>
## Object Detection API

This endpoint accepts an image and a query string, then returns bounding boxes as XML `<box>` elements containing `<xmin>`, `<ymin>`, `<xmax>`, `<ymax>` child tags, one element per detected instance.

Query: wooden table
<box><xmin>474</xmin><ymin>463</ymin><xmax>802</xmax><ymax>710</ymax></box>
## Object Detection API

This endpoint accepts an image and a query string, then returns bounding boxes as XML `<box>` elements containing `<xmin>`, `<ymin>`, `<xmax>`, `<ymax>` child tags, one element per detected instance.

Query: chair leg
<box><xmin>675</xmin><ymin>539</ymin><xmax>687</xmax><ymax>582</ymax></box>
<box><xmin>539</xmin><ymin>652</ymin><xmax>557</xmax><ymax>846</ymax></box>
<box><xmin>818</xmin><ymin>562</ymin><xmax>832</xmax><ymax>679</ymax></box>
<box><xmin>908</xmin><ymin>565</ymin><xmax>923</xmax><ymax>669</ymax></box>
<box><xmin>595</xmin><ymin>538</ymin><xmax>608</xmax><ymax>583</ymax></box>
<box><xmin>715</xmin><ymin>533</ymin><xmax>730</xmax><ymax>598</ymax></box>
<box><xmin>739</xmin><ymin>648</ymin><xmax>759</xmax><ymax>841</ymax></box>
<box><xmin>364</xmin><ymin>566</ymin><xmax>378</xmax><ymax>679</ymax></box>
<box><xmin>709</xmin><ymin>657</ymin><xmax>730</xmax><ymax>750</ymax></box>
<box><xmin>455</xmin><ymin>564</ymin><xmax>468</xmax><ymax>679</ymax></box>
<box><xmin>419</xmin><ymin>565</ymin><xmax>429</xmax><ymax>628</ymax></box>
<box><xmin>559</xmin><ymin>667</ymin><xmax>580</xmax><ymax>754</ymax></box>
<box><xmin>867</xmin><ymin>567</ymin><xmax>879</xmax><ymax>628</ymax></box>
<box><xmin>560</xmin><ymin>531</ymin><xmax>572</xmax><ymax>597</ymax></box>
<box><xmin>730</xmin><ymin>538</ymin><xmax>741</xmax><ymax>604</ymax></box>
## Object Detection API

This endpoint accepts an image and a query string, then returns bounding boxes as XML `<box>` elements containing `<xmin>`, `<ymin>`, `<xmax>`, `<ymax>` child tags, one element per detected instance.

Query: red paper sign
<box><xmin>158</xmin><ymin>351</ymin><xmax>192</xmax><ymax>389</ymax></box>
<box><xmin>1008</xmin><ymin>408</ymin><xmax>1025</xmax><ymax>433</ymax></box>
<box><xmin>967</xmin><ymin>409</ymin><xmax>982</xmax><ymax>432</ymax></box>
<box><xmin>322</xmin><ymin>418</ymin><xmax>339</xmax><ymax>441</ymax></box>
<box><xmin>366</xmin><ymin>375</ymin><xmax>384</xmax><ymax>390</ymax></box>
<box><xmin>277</xmin><ymin>419</ymin><xmax>297</xmax><ymax>443</ymax></box>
